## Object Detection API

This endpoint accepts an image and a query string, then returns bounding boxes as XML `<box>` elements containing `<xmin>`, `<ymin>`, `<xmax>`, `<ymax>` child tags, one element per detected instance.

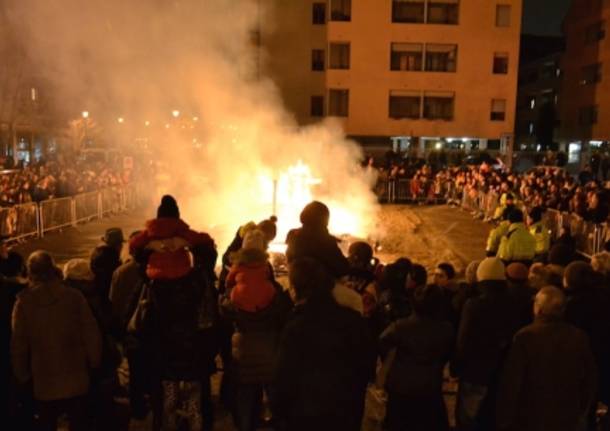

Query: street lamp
<box><xmin>172</xmin><ymin>110</ymin><xmax>180</xmax><ymax>118</ymax></box>
<box><xmin>117</xmin><ymin>117</ymin><xmax>125</xmax><ymax>124</ymax></box>
<box><xmin>144</xmin><ymin>120</ymin><xmax>150</xmax><ymax>127</ymax></box>
<box><xmin>82</xmin><ymin>111</ymin><xmax>89</xmax><ymax>119</ymax></box>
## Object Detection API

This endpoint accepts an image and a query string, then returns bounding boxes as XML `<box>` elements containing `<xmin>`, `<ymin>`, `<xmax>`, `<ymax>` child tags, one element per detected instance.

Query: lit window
<box><xmin>425</xmin><ymin>44</ymin><xmax>457</xmax><ymax>72</ymax></box>
<box><xmin>529</xmin><ymin>123</ymin><xmax>534</xmax><ymax>135</ymax></box>
<box><xmin>390</xmin><ymin>43</ymin><xmax>423</xmax><ymax>71</ymax></box>
<box><xmin>427</xmin><ymin>0</ymin><xmax>459</xmax><ymax>24</ymax></box>
<box><xmin>529</xmin><ymin>97</ymin><xmax>536</xmax><ymax>109</ymax></box>
<box><xmin>423</xmin><ymin>91</ymin><xmax>454</xmax><ymax>120</ymax></box>
<box><xmin>31</xmin><ymin>88</ymin><xmax>37</xmax><ymax>101</ymax></box>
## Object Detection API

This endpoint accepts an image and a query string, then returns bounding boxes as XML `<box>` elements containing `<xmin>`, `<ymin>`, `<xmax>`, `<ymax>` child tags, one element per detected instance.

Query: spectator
<box><xmin>342</xmin><ymin>241</ymin><xmax>377</xmax><ymax>318</ymax></box>
<box><xmin>0</xmin><ymin>251</ymin><xmax>27</xmax><ymax>424</ymax></box>
<box><xmin>380</xmin><ymin>285</ymin><xmax>454</xmax><ymax>431</ymax></box>
<box><xmin>375</xmin><ymin>260</ymin><xmax>412</xmax><ymax>334</ymax></box>
<box><xmin>506</xmin><ymin>262</ymin><xmax>535</xmax><ymax>327</ymax></box>
<box><xmin>11</xmin><ymin>251</ymin><xmax>101</xmax><ymax>431</ymax></box>
<box><xmin>453</xmin><ymin>257</ymin><xmax>522</xmax><ymax>431</ymax></box>
<box><xmin>273</xmin><ymin>258</ymin><xmax>375</xmax><ymax>431</ymax></box>
<box><xmin>527</xmin><ymin>207</ymin><xmax>550</xmax><ymax>262</ymax></box>
<box><xmin>497</xmin><ymin>209</ymin><xmax>536</xmax><ymax>265</ymax></box>
<box><xmin>108</xmin><ymin>231</ymin><xmax>148</xmax><ymax>420</ymax></box>
<box><xmin>591</xmin><ymin>251</ymin><xmax>610</xmax><ymax>284</ymax></box>
<box><xmin>496</xmin><ymin>287</ymin><xmax>597</xmax><ymax>431</ymax></box>
<box><xmin>285</xmin><ymin>201</ymin><xmax>350</xmax><ymax>278</ymax></box>
<box><xmin>432</xmin><ymin>262</ymin><xmax>459</xmax><ymax>324</ymax></box>
<box><xmin>451</xmin><ymin>260</ymin><xmax>480</xmax><ymax>328</ymax></box>
<box><xmin>563</xmin><ymin>261</ymin><xmax>610</xmax><ymax>424</ymax></box>
<box><xmin>485</xmin><ymin>208</ymin><xmax>511</xmax><ymax>257</ymax></box>
<box><xmin>100</xmin><ymin>227</ymin><xmax>125</xmax><ymax>257</ymax></box>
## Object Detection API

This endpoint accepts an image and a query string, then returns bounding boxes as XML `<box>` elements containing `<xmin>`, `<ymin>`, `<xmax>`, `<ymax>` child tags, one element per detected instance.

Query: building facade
<box><xmin>560</xmin><ymin>0</ymin><xmax>610</xmax><ymax>160</ymax></box>
<box><xmin>262</xmin><ymin>0</ymin><xmax>522</xmax><ymax>154</ymax></box>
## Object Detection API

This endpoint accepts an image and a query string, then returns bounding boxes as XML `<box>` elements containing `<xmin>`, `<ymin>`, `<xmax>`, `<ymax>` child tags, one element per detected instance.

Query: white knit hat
<box><xmin>242</xmin><ymin>229</ymin><xmax>266</xmax><ymax>251</ymax></box>
<box><xmin>476</xmin><ymin>257</ymin><xmax>506</xmax><ymax>282</ymax></box>
<box><xmin>63</xmin><ymin>258</ymin><xmax>94</xmax><ymax>281</ymax></box>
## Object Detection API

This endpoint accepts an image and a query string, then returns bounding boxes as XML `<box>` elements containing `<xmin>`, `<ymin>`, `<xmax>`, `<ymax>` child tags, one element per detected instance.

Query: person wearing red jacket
<box><xmin>129</xmin><ymin>195</ymin><xmax>216</xmax><ymax>280</ymax></box>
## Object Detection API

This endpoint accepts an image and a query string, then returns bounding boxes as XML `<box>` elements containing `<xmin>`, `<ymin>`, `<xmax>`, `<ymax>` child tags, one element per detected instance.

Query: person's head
<box><xmin>412</xmin><ymin>285</ymin><xmax>444</xmax><ymax>318</ymax></box>
<box><xmin>433</xmin><ymin>262</ymin><xmax>455</xmax><ymax>288</ymax></box>
<box><xmin>288</xmin><ymin>257</ymin><xmax>333</xmax><ymax>303</ymax></box>
<box><xmin>508</xmin><ymin>208</ymin><xmax>524</xmax><ymax>224</ymax></box>
<box><xmin>157</xmin><ymin>194</ymin><xmax>180</xmax><ymax>218</ymax></box>
<box><xmin>548</xmin><ymin>244</ymin><xmax>573</xmax><ymax>267</ymax></box>
<box><xmin>591</xmin><ymin>251</ymin><xmax>610</xmax><ymax>277</ymax></box>
<box><xmin>242</xmin><ymin>229</ymin><xmax>266</xmax><ymax>251</ymax></box>
<box><xmin>379</xmin><ymin>261</ymin><xmax>410</xmax><ymax>293</ymax></box>
<box><xmin>63</xmin><ymin>258</ymin><xmax>94</xmax><ymax>282</ymax></box>
<box><xmin>3</xmin><ymin>251</ymin><xmax>24</xmax><ymax>278</ymax></box>
<box><xmin>563</xmin><ymin>261</ymin><xmax>595</xmax><ymax>290</ymax></box>
<box><xmin>348</xmin><ymin>241</ymin><xmax>374</xmax><ymax>269</ymax></box>
<box><xmin>90</xmin><ymin>245</ymin><xmax>121</xmax><ymax>279</ymax></box>
<box><xmin>464</xmin><ymin>260</ymin><xmax>481</xmax><ymax>285</ymax></box>
<box><xmin>27</xmin><ymin>251</ymin><xmax>60</xmax><ymax>284</ymax></box>
<box><xmin>257</xmin><ymin>216</ymin><xmax>278</xmax><ymax>244</ymax></box>
<box><xmin>534</xmin><ymin>286</ymin><xmax>566</xmax><ymax>320</ymax></box>
<box><xmin>300</xmin><ymin>201</ymin><xmax>330</xmax><ymax>229</ymax></box>
<box><xmin>102</xmin><ymin>227</ymin><xmax>125</xmax><ymax>253</ymax></box>
<box><xmin>406</xmin><ymin>264</ymin><xmax>427</xmax><ymax>289</ymax></box>
<box><xmin>476</xmin><ymin>257</ymin><xmax>507</xmax><ymax>290</ymax></box>
<box><xmin>501</xmin><ymin>207</ymin><xmax>513</xmax><ymax>221</ymax></box>
<box><xmin>128</xmin><ymin>230</ymin><xmax>142</xmax><ymax>256</ymax></box>
<box><xmin>528</xmin><ymin>206</ymin><xmax>544</xmax><ymax>225</ymax></box>
<box><xmin>506</xmin><ymin>262</ymin><xmax>529</xmax><ymax>284</ymax></box>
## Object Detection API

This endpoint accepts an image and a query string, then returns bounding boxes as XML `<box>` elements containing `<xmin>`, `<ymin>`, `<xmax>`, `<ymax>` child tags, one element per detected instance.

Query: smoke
<box><xmin>6</xmin><ymin>0</ymin><xmax>378</xmax><ymax>249</ymax></box>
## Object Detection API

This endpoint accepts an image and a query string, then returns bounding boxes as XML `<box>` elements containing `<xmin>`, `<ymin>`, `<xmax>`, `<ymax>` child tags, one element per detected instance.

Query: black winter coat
<box><xmin>496</xmin><ymin>319</ymin><xmax>597</xmax><ymax>431</ymax></box>
<box><xmin>380</xmin><ymin>314</ymin><xmax>454</xmax><ymax>398</ymax></box>
<box><xmin>273</xmin><ymin>295</ymin><xmax>376</xmax><ymax>431</ymax></box>
<box><xmin>285</xmin><ymin>226</ymin><xmax>349</xmax><ymax>278</ymax></box>
<box><xmin>454</xmin><ymin>282</ymin><xmax>522</xmax><ymax>386</ymax></box>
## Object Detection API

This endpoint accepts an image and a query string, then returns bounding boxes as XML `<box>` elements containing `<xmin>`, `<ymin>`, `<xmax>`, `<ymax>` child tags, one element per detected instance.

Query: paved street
<box><xmin>13</xmin><ymin>203</ymin><xmax>490</xmax><ymax>431</ymax></box>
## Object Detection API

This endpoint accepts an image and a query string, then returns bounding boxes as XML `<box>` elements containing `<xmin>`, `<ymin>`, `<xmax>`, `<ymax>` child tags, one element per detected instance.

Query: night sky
<box><xmin>522</xmin><ymin>0</ymin><xmax>571</xmax><ymax>35</ymax></box>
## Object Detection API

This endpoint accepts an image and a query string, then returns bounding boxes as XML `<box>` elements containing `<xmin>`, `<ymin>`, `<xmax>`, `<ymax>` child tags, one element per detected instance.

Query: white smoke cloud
<box><xmin>6</xmin><ymin>0</ymin><xmax>378</xmax><ymax>249</ymax></box>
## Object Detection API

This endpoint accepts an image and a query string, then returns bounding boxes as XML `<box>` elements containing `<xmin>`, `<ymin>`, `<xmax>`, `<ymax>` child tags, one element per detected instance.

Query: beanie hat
<box><xmin>548</xmin><ymin>244</ymin><xmax>573</xmax><ymax>267</ymax></box>
<box><xmin>506</xmin><ymin>262</ymin><xmax>528</xmax><ymax>282</ymax></box>
<box><xmin>63</xmin><ymin>258</ymin><xmax>94</xmax><ymax>281</ymax></box>
<box><xmin>564</xmin><ymin>261</ymin><xmax>594</xmax><ymax>290</ymax></box>
<box><xmin>464</xmin><ymin>260</ymin><xmax>481</xmax><ymax>284</ymax></box>
<box><xmin>242</xmin><ymin>229</ymin><xmax>266</xmax><ymax>251</ymax></box>
<box><xmin>257</xmin><ymin>216</ymin><xmax>278</xmax><ymax>243</ymax></box>
<box><xmin>157</xmin><ymin>195</ymin><xmax>180</xmax><ymax>218</ymax></box>
<box><xmin>300</xmin><ymin>201</ymin><xmax>330</xmax><ymax>228</ymax></box>
<box><xmin>476</xmin><ymin>257</ymin><xmax>506</xmax><ymax>282</ymax></box>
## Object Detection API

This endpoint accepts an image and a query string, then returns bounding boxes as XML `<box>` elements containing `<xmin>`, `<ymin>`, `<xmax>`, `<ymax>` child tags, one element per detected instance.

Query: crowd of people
<box><xmin>1</xmin><ymin>195</ymin><xmax>610</xmax><ymax>431</ymax></box>
<box><xmin>0</xmin><ymin>158</ymin><xmax>131</xmax><ymax>208</ymax></box>
<box><xmin>371</xmin><ymin>151</ymin><xmax>610</xmax><ymax>226</ymax></box>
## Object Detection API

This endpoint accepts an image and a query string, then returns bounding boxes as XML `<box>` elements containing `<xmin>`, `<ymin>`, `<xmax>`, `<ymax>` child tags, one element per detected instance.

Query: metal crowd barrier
<box><xmin>0</xmin><ymin>184</ymin><xmax>145</xmax><ymax>241</ymax></box>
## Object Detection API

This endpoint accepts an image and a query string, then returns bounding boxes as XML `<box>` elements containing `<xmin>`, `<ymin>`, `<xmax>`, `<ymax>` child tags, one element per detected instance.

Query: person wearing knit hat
<box><xmin>286</xmin><ymin>201</ymin><xmax>349</xmax><ymax>278</ymax></box>
<box><xmin>226</xmin><ymin>229</ymin><xmax>277</xmax><ymax>313</ymax></box>
<box><xmin>130</xmin><ymin>195</ymin><xmax>216</xmax><ymax>280</ymax></box>
<box><xmin>455</xmin><ymin>256</ymin><xmax>522</xmax><ymax>428</ymax></box>
<box><xmin>63</xmin><ymin>258</ymin><xmax>94</xmax><ymax>282</ymax></box>
<box><xmin>506</xmin><ymin>262</ymin><xmax>529</xmax><ymax>283</ymax></box>
<box><xmin>476</xmin><ymin>257</ymin><xmax>506</xmax><ymax>282</ymax></box>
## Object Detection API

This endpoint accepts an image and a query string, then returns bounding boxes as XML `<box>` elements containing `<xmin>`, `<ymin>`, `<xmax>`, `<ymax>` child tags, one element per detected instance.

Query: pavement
<box><xmin>12</xmin><ymin>203</ymin><xmax>491</xmax><ymax>430</ymax></box>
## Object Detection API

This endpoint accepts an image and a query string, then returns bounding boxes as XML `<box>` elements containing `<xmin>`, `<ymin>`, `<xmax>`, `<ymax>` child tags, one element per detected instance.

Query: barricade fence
<box><xmin>375</xmin><ymin>178</ymin><xmax>608</xmax><ymax>257</ymax></box>
<box><xmin>0</xmin><ymin>183</ymin><xmax>145</xmax><ymax>241</ymax></box>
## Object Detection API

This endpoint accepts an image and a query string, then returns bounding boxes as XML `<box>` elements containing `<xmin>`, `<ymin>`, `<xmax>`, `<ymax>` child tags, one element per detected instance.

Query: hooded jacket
<box><xmin>130</xmin><ymin>218</ymin><xmax>215</xmax><ymax>280</ymax></box>
<box><xmin>11</xmin><ymin>280</ymin><xmax>102</xmax><ymax>401</ymax></box>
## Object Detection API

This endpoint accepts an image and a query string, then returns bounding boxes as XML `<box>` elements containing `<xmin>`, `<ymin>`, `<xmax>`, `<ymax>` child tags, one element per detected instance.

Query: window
<box><xmin>389</xmin><ymin>91</ymin><xmax>421</xmax><ymax>119</ymax></box>
<box><xmin>391</xmin><ymin>43</ymin><xmax>423</xmax><ymax>71</ymax></box>
<box><xmin>580</xmin><ymin>63</ymin><xmax>602</xmax><ymax>85</ymax></box>
<box><xmin>585</xmin><ymin>21</ymin><xmax>605</xmax><ymax>44</ymax></box>
<box><xmin>329</xmin><ymin>89</ymin><xmax>349</xmax><ymax>117</ymax></box>
<box><xmin>496</xmin><ymin>4</ymin><xmax>511</xmax><ymax>27</ymax></box>
<box><xmin>491</xmin><ymin>99</ymin><xmax>506</xmax><ymax>121</ymax></box>
<box><xmin>529</xmin><ymin>123</ymin><xmax>534</xmax><ymax>135</ymax></box>
<box><xmin>31</xmin><ymin>88</ymin><xmax>38</xmax><ymax>101</ymax></box>
<box><xmin>423</xmin><ymin>91</ymin><xmax>454</xmax><ymax>120</ymax></box>
<box><xmin>313</xmin><ymin>3</ymin><xmax>326</xmax><ymax>24</ymax></box>
<box><xmin>493</xmin><ymin>53</ymin><xmax>509</xmax><ymax>74</ymax></box>
<box><xmin>329</xmin><ymin>43</ymin><xmax>350</xmax><ymax>69</ymax></box>
<box><xmin>312</xmin><ymin>49</ymin><xmax>325</xmax><ymax>71</ymax></box>
<box><xmin>579</xmin><ymin>105</ymin><xmax>598</xmax><ymax>125</ymax></box>
<box><xmin>330</xmin><ymin>0</ymin><xmax>351</xmax><ymax>21</ymax></box>
<box><xmin>529</xmin><ymin>96</ymin><xmax>536</xmax><ymax>109</ymax></box>
<box><xmin>392</xmin><ymin>0</ymin><xmax>425</xmax><ymax>23</ymax></box>
<box><xmin>427</xmin><ymin>0</ymin><xmax>459</xmax><ymax>24</ymax></box>
<box><xmin>425</xmin><ymin>44</ymin><xmax>457</xmax><ymax>72</ymax></box>
<box><xmin>311</xmin><ymin>96</ymin><xmax>324</xmax><ymax>117</ymax></box>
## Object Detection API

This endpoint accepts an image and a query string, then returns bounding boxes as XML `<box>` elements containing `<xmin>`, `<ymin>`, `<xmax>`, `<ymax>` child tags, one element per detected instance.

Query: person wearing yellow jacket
<box><xmin>527</xmin><ymin>206</ymin><xmax>551</xmax><ymax>262</ymax></box>
<box><xmin>497</xmin><ymin>209</ymin><xmax>536</xmax><ymax>264</ymax></box>
<box><xmin>486</xmin><ymin>207</ymin><xmax>514</xmax><ymax>256</ymax></box>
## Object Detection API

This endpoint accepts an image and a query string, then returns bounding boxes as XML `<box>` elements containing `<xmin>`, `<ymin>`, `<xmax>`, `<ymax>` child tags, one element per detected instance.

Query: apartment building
<box><xmin>261</xmin><ymin>0</ymin><xmax>522</xmax><ymax>154</ymax></box>
<box><xmin>560</xmin><ymin>0</ymin><xmax>610</xmax><ymax>161</ymax></box>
